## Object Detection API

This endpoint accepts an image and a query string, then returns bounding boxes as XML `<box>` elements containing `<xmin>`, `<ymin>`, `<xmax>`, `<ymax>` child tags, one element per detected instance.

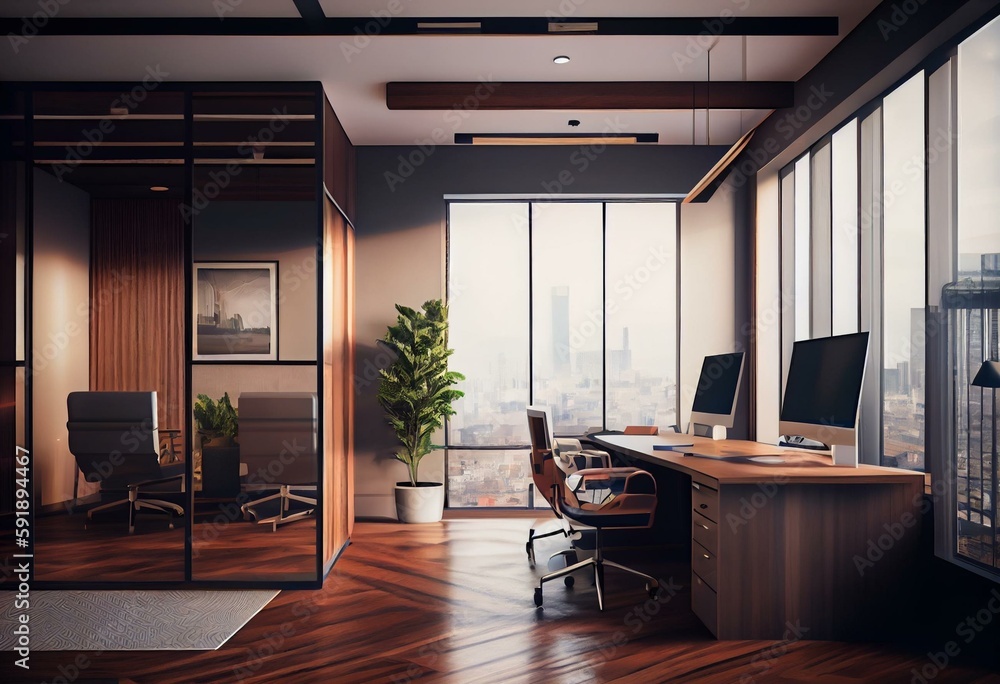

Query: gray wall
<box><xmin>354</xmin><ymin>144</ymin><xmax>750</xmax><ymax>519</ymax></box>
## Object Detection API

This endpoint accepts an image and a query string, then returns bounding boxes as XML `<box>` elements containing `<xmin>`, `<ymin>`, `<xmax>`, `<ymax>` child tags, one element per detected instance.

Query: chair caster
<box><xmin>564</xmin><ymin>576</ymin><xmax>575</xmax><ymax>588</ymax></box>
<box><xmin>645</xmin><ymin>581</ymin><xmax>659</xmax><ymax>599</ymax></box>
<box><xmin>534</xmin><ymin>588</ymin><xmax>543</xmax><ymax>607</ymax></box>
<box><xmin>526</xmin><ymin>542</ymin><xmax>534</xmax><ymax>564</ymax></box>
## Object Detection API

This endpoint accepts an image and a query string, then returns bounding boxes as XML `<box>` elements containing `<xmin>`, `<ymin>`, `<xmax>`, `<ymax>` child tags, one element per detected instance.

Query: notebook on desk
<box><xmin>682</xmin><ymin>451</ymin><xmax>788</xmax><ymax>464</ymax></box>
<box><xmin>590</xmin><ymin>433</ymin><xmax>695</xmax><ymax>451</ymax></box>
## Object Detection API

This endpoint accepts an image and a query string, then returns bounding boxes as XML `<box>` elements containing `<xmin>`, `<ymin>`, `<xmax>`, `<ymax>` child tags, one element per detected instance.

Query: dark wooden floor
<box><xmin>29</xmin><ymin>509</ymin><xmax>316</xmax><ymax>582</ymax></box>
<box><xmin>11</xmin><ymin>519</ymin><xmax>1000</xmax><ymax>683</ymax></box>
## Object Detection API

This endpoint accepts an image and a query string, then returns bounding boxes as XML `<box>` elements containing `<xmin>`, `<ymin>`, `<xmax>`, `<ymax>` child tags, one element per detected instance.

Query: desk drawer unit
<box><xmin>692</xmin><ymin>540</ymin><xmax>718</xmax><ymax>591</ymax></box>
<box><xmin>692</xmin><ymin>573</ymin><xmax>719</xmax><ymax>637</ymax></box>
<box><xmin>692</xmin><ymin>510</ymin><xmax>717</xmax><ymax>555</ymax></box>
<box><xmin>690</xmin><ymin>477</ymin><xmax>721</xmax><ymax>637</ymax></box>
<box><xmin>691</xmin><ymin>479</ymin><xmax>718</xmax><ymax>522</ymax></box>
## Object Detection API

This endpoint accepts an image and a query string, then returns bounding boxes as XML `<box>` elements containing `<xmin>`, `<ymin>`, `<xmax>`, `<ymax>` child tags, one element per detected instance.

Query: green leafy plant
<box><xmin>377</xmin><ymin>300</ymin><xmax>465</xmax><ymax>487</ymax></box>
<box><xmin>193</xmin><ymin>392</ymin><xmax>239</xmax><ymax>441</ymax></box>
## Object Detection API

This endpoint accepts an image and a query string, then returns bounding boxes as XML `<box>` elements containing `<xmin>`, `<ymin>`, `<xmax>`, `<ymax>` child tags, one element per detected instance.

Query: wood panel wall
<box><xmin>322</xmin><ymin>93</ymin><xmax>356</xmax><ymax>570</ymax></box>
<box><xmin>89</xmin><ymin>199</ymin><xmax>185</xmax><ymax>441</ymax></box>
<box><xmin>323</xmin><ymin>96</ymin><xmax>356</xmax><ymax>225</ymax></box>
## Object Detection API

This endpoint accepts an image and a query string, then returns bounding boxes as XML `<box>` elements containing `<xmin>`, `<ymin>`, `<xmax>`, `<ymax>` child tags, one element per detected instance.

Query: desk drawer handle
<box><xmin>698</xmin><ymin>523</ymin><xmax>709</xmax><ymax>530</ymax></box>
<box><xmin>702</xmin><ymin>553</ymin><xmax>711</xmax><ymax>560</ymax></box>
<box><xmin>699</xmin><ymin>503</ymin><xmax>708</xmax><ymax>509</ymax></box>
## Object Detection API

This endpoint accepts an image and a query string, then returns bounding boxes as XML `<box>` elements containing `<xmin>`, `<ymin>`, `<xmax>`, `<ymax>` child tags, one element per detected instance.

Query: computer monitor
<box><xmin>689</xmin><ymin>351</ymin><xmax>746</xmax><ymax>435</ymax></box>
<box><xmin>779</xmin><ymin>331</ymin><xmax>869</xmax><ymax>466</ymax></box>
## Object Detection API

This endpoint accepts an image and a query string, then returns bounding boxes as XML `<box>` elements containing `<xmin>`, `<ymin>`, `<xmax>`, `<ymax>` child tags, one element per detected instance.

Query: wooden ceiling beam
<box><xmin>386</xmin><ymin>81</ymin><xmax>794</xmax><ymax>111</ymax></box>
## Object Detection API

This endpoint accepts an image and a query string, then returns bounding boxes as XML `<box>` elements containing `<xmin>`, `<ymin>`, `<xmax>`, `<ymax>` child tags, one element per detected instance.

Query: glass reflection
<box><xmin>190</xmin><ymin>91</ymin><xmax>319</xmax><ymax>582</ymax></box>
<box><xmin>31</xmin><ymin>89</ymin><xmax>186</xmax><ymax>582</ymax></box>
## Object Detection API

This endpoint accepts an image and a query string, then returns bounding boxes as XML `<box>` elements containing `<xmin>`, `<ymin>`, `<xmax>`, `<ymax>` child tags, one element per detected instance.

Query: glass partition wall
<box><xmin>190</xmin><ymin>90</ymin><xmax>320</xmax><ymax>581</ymax></box>
<box><xmin>0</xmin><ymin>83</ymin><xmax>328</xmax><ymax>589</ymax></box>
<box><xmin>0</xmin><ymin>90</ymin><xmax>27</xmax><ymax>572</ymax></box>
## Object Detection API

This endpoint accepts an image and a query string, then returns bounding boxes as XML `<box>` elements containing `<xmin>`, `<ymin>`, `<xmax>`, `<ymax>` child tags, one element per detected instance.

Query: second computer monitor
<box><xmin>690</xmin><ymin>352</ymin><xmax>746</xmax><ymax>430</ymax></box>
<box><xmin>779</xmin><ymin>331</ymin><xmax>869</xmax><ymax>449</ymax></box>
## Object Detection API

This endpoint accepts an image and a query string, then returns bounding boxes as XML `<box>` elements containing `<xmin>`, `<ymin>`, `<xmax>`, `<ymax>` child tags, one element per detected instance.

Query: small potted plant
<box><xmin>194</xmin><ymin>392</ymin><xmax>239</xmax><ymax>448</ymax></box>
<box><xmin>377</xmin><ymin>300</ymin><xmax>464</xmax><ymax>523</ymax></box>
<box><xmin>193</xmin><ymin>392</ymin><xmax>240</xmax><ymax>497</ymax></box>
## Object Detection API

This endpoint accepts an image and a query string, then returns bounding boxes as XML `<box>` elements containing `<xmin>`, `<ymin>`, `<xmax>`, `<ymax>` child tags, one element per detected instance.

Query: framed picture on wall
<box><xmin>193</xmin><ymin>261</ymin><xmax>278</xmax><ymax>361</ymax></box>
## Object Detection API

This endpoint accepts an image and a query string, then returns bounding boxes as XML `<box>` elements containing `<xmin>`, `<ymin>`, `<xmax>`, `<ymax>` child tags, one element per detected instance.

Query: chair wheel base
<box><xmin>564</xmin><ymin>576</ymin><xmax>575</xmax><ymax>588</ymax></box>
<box><xmin>534</xmin><ymin>588</ymin><xmax>543</xmax><ymax>607</ymax></box>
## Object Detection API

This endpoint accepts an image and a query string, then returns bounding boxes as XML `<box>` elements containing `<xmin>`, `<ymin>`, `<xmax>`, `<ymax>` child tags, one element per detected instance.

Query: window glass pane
<box><xmin>446</xmin><ymin>449</ymin><xmax>532</xmax><ymax>508</ymax></box>
<box><xmin>832</xmin><ymin>119</ymin><xmax>860</xmax><ymax>335</ymax></box>
<box><xmin>447</xmin><ymin>203</ymin><xmax>530</xmax><ymax>446</ymax></box>
<box><xmin>780</xmin><ymin>168</ymin><xmax>796</xmax><ymax>389</ymax></box>
<box><xmin>956</xmin><ymin>16</ymin><xmax>1000</xmax><ymax>568</ymax></box>
<box><xmin>532</xmin><ymin>203</ymin><xmax>604</xmax><ymax>434</ymax></box>
<box><xmin>794</xmin><ymin>154</ymin><xmax>812</xmax><ymax>341</ymax></box>
<box><xmin>811</xmin><ymin>141</ymin><xmax>832</xmax><ymax>337</ymax></box>
<box><xmin>605</xmin><ymin>203</ymin><xmax>678</xmax><ymax>430</ymax></box>
<box><xmin>881</xmin><ymin>72</ymin><xmax>926</xmax><ymax>471</ymax></box>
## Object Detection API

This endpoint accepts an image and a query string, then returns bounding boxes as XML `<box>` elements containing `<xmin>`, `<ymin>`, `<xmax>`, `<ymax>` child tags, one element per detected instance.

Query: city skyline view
<box><xmin>446</xmin><ymin>201</ymin><xmax>678</xmax><ymax>507</ymax></box>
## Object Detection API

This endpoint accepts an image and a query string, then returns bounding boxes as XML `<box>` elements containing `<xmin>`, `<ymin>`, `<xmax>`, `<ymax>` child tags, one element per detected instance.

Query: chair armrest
<box><xmin>574</xmin><ymin>466</ymin><xmax>641</xmax><ymax>480</ymax></box>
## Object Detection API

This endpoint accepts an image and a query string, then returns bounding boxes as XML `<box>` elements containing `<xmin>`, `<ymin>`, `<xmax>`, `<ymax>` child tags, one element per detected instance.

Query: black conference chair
<box><xmin>239</xmin><ymin>392</ymin><xmax>318</xmax><ymax>531</ymax></box>
<box><xmin>67</xmin><ymin>391</ymin><xmax>185</xmax><ymax>533</ymax></box>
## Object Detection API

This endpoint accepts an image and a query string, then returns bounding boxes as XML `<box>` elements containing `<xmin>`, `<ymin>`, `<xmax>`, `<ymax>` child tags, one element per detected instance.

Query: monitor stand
<box><xmin>831</xmin><ymin>443</ymin><xmax>858</xmax><ymax>468</ymax></box>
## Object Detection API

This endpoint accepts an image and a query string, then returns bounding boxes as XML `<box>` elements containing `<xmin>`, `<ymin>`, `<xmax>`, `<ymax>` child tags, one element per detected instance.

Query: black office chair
<box><xmin>67</xmin><ymin>391</ymin><xmax>185</xmax><ymax>533</ymax></box>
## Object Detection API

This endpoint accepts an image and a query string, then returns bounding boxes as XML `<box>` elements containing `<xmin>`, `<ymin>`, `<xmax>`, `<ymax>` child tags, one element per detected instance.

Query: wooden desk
<box><xmin>593</xmin><ymin>434</ymin><xmax>925</xmax><ymax>640</ymax></box>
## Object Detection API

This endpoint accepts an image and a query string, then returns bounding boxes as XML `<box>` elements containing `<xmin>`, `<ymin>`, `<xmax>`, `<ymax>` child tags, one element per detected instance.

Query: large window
<box><xmin>446</xmin><ymin>200</ymin><xmax>678</xmax><ymax>507</ymax></box>
<box><xmin>954</xmin><ymin>15</ymin><xmax>1000</xmax><ymax>571</ymax></box>
<box><xmin>772</xmin><ymin>13</ymin><xmax>1000</xmax><ymax>580</ymax></box>
<box><xmin>779</xmin><ymin>71</ymin><xmax>926</xmax><ymax>471</ymax></box>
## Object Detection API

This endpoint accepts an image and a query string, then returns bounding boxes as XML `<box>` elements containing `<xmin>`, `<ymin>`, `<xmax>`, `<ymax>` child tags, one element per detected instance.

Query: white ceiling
<box><xmin>0</xmin><ymin>1</ymin><xmax>882</xmax><ymax>146</ymax></box>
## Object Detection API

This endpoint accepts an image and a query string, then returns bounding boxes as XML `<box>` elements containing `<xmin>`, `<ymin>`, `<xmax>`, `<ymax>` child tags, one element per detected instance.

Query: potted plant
<box><xmin>377</xmin><ymin>300</ymin><xmax>464</xmax><ymax>523</ymax></box>
<box><xmin>193</xmin><ymin>392</ymin><xmax>239</xmax><ymax>448</ymax></box>
<box><xmin>193</xmin><ymin>392</ymin><xmax>241</xmax><ymax>497</ymax></box>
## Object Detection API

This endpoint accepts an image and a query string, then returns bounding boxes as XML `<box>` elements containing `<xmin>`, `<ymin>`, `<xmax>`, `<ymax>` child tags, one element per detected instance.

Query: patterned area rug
<box><xmin>0</xmin><ymin>590</ymin><xmax>279</xmax><ymax>651</ymax></box>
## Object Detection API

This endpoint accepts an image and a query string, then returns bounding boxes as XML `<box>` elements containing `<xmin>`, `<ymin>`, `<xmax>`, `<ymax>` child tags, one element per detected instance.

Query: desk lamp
<box><xmin>971</xmin><ymin>359</ymin><xmax>1000</xmax><ymax>567</ymax></box>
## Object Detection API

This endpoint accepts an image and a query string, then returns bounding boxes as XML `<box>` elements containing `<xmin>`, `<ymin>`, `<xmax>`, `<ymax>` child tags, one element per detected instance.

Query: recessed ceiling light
<box><xmin>553</xmin><ymin>55</ymin><xmax>571</xmax><ymax>64</ymax></box>
<box><xmin>150</xmin><ymin>186</ymin><xmax>169</xmax><ymax>192</ymax></box>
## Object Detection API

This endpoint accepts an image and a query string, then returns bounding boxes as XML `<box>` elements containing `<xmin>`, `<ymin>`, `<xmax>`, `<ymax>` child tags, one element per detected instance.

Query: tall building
<box><xmin>610</xmin><ymin>326</ymin><xmax>633</xmax><ymax>381</ymax></box>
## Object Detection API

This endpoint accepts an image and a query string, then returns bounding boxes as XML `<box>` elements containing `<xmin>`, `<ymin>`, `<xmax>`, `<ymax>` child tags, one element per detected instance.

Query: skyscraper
<box><xmin>610</xmin><ymin>326</ymin><xmax>632</xmax><ymax>381</ymax></box>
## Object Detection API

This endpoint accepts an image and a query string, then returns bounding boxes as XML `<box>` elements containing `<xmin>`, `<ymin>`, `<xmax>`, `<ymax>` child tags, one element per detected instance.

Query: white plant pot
<box><xmin>394</xmin><ymin>482</ymin><xmax>445</xmax><ymax>523</ymax></box>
